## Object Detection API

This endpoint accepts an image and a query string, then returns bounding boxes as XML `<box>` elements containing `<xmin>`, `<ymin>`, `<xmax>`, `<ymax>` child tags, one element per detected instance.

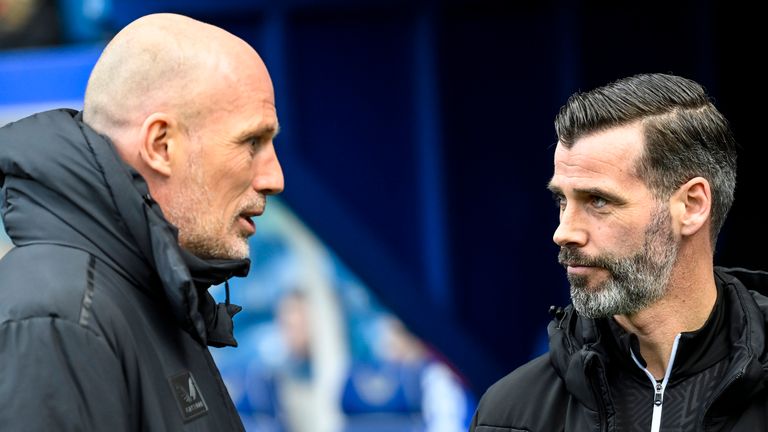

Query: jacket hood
<box><xmin>0</xmin><ymin>109</ymin><xmax>249</xmax><ymax>346</ymax></box>
<box><xmin>546</xmin><ymin>266</ymin><xmax>768</xmax><ymax>415</ymax></box>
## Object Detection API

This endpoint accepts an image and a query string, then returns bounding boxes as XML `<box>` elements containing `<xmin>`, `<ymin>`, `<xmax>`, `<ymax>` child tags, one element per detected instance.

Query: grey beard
<box><xmin>560</xmin><ymin>205</ymin><xmax>678</xmax><ymax>319</ymax></box>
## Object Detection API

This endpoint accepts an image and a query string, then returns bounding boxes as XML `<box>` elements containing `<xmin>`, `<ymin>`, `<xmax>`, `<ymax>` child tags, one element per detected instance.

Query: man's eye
<box><xmin>592</xmin><ymin>196</ymin><xmax>608</xmax><ymax>208</ymax></box>
<box><xmin>553</xmin><ymin>194</ymin><xmax>566</xmax><ymax>209</ymax></box>
<box><xmin>248</xmin><ymin>136</ymin><xmax>267</xmax><ymax>154</ymax></box>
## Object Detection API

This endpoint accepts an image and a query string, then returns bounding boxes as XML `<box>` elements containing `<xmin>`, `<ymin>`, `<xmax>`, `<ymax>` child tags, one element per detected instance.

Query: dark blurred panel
<box><xmin>438</xmin><ymin>0</ymin><xmax>568</xmax><ymax>391</ymax></box>
<box><xmin>0</xmin><ymin>0</ymin><xmax>62</xmax><ymax>49</ymax></box>
<box><xmin>709</xmin><ymin>3</ymin><xmax>767</xmax><ymax>271</ymax></box>
<box><xmin>288</xmin><ymin>7</ymin><xmax>423</xmax><ymax>283</ymax></box>
<box><xmin>574</xmin><ymin>0</ymin><xmax>709</xmax><ymax>90</ymax></box>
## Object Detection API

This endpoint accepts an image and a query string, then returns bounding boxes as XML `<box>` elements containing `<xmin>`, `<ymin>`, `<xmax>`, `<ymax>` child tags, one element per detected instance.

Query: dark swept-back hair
<box><xmin>554</xmin><ymin>73</ymin><xmax>737</xmax><ymax>248</ymax></box>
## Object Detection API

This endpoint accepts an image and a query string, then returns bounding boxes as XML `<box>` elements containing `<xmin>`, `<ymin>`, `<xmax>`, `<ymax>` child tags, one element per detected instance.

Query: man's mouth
<box><xmin>560</xmin><ymin>260</ymin><xmax>589</xmax><ymax>268</ymax></box>
<box><xmin>239</xmin><ymin>205</ymin><xmax>265</xmax><ymax>232</ymax></box>
<box><xmin>238</xmin><ymin>213</ymin><xmax>257</xmax><ymax>234</ymax></box>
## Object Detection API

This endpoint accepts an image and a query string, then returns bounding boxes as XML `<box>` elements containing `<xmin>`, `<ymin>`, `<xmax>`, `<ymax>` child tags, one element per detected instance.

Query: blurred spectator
<box><xmin>0</xmin><ymin>0</ymin><xmax>62</xmax><ymax>49</ymax></box>
<box><xmin>277</xmin><ymin>290</ymin><xmax>312</xmax><ymax>367</ymax></box>
<box><xmin>273</xmin><ymin>289</ymin><xmax>331</xmax><ymax>432</ymax></box>
<box><xmin>341</xmin><ymin>314</ymin><xmax>473</xmax><ymax>432</ymax></box>
<box><xmin>246</xmin><ymin>285</ymin><xmax>347</xmax><ymax>432</ymax></box>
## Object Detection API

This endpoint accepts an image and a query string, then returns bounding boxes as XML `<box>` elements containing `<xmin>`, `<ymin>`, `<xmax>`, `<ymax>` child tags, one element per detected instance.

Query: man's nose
<box><xmin>552</xmin><ymin>205</ymin><xmax>587</xmax><ymax>248</ymax></box>
<box><xmin>253</xmin><ymin>142</ymin><xmax>284</xmax><ymax>195</ymax></box>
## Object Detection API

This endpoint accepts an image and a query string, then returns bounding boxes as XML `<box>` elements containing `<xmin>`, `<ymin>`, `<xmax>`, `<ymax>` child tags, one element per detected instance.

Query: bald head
<box><xmin>83</xmin><ymin>13</ymin><xmax>271</xmax><ymax>146</ymax></box>
<box><xmin>81</xmin><ymin>13</ymin><xmax>283</xmax><ymax>260</ymax></box>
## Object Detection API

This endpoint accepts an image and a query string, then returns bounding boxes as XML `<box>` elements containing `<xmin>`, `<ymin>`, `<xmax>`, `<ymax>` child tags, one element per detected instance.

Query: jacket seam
<box><xmin>10</xmin><ymin>241</ymin><xmax>139</xmax><ymax>289</ymax></box>
<box><xmin>79</xmin><ymin>255</ymin><xmax>97</xmax><ymax>326</ymax></box>
<box><xmin>1</xmin><ymin>314</ymin><xmax>107</xmax><ymax>345</ymax></box>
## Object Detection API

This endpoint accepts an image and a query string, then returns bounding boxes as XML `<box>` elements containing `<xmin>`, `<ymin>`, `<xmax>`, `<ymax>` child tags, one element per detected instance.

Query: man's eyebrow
<box><xmin>575</xmin><ymin>187</ymin><xmax>626</xmax><ymax>203</ymax></box>
<box><xmin>547</xmin><ymin>182</ymin><xmax>626</xmax><ymax>202</ymax></box>
<box><xmin>576</xmin><ymin>187</ymin><xmax>624</xmax><ymax>203</ymax></box>
<box><xmin>236</xmin><ymin>123</ymin><xmax>281</xmax><ymax>142</ymax></box>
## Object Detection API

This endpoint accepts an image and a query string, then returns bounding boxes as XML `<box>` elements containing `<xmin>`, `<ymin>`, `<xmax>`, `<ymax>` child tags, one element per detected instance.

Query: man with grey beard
<box><xmin>470</xmin><ymin>73</ymin><xmax>768</xmax><ymax>432</ymax></box>
<box><xmin>0</xmin><ymin>13</ymin><xmax>283</xmax><ymax>430</ymax></box>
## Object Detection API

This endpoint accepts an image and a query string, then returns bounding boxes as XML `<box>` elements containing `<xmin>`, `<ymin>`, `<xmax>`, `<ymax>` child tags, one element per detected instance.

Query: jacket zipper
<box><xmin>700</xmin><ymin>366</ymin><xmax>745</xmax><ymax>430</ymax></box>
<box><xmin>586</xmin><ymin>357</ymin><xmax>611</xmax><ymax>432</ymax></box>
<box><xmin>630</xmin><ymin>334</ymin><xmax>681</xmax><ymax>432</ymax></box>
<box><xmin>596</xmin><ymin>384</ymin><xmax>609</xmax><ymax>432</ymax></box>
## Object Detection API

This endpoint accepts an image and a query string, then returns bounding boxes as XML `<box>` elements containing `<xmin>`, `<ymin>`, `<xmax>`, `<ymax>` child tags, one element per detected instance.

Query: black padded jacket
<box><xmin>0</xmin><ymin>109</ymin><xmax>250</xmax><ymax>431</ymax></box>
<box><xmin>470</xmin><ymin>267</ymin><xmax>768</xmax><ymax>432</ymax></box>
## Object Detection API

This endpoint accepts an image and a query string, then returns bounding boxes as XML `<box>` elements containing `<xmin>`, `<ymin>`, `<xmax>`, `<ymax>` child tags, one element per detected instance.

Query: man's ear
<box><xmin>672</xmin><ymin>176</ymin><xmax>711</xmax><ymax>237</ymax></box>
<box><xmin>138</xmin><ymin>112</ymin><xmax>179</xmax><ymax>177</ymax></box>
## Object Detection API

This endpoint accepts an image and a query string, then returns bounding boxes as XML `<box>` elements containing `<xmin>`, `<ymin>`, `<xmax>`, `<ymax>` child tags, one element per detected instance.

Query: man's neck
<box><xmin>613</xmin><ymin>270</ymin><xmax>718</xmax><ymax>379</ymax></box>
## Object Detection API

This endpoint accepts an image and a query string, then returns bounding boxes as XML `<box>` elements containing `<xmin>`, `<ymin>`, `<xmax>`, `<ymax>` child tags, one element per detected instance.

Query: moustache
<box><xmin>558</xmin><ymin>247</ymin><xmax>610</xmax><ymax>268</ymax></box>
<box><xmin>238</xmin><ymin>194</ymin><xmax>266</xmax><ymax>215</ymax></box>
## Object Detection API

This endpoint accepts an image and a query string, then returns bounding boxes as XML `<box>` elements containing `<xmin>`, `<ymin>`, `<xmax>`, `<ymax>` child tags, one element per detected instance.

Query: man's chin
<box><xmin>568</xmin><ymin>275</ymin><xmax>594</xmax><ymax>292</ymax></box>
<box><xmin>181</xmin><ymin>238</ymin><xmax>250</xmax><ymax>261</ymax></box>
<box><xmin>224</xmin><ymin>239</ymin><xmax>250</xmax><ymax>260</ymax></box>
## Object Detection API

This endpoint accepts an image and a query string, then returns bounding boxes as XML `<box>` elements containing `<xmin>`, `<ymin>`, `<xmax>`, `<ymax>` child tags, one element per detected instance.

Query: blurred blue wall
<box><xmin>1</xmin><ymin>0</ymin><xmax>763</xmax><ymax>397</ymax></box>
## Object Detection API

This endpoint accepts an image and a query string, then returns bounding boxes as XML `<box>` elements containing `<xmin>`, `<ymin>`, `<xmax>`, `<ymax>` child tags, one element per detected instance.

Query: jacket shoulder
<box><xmin>0</xmin><ymin>244</ymin><xmax>99</xmax><ymax>323</ymax></box>
<box><xmin>472</xmin><ymin>353</ymin><xmax>568</xmax><ymax>431</ymax></box>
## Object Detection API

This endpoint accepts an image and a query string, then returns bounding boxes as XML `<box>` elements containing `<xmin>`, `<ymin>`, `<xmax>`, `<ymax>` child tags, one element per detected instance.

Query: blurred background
<box><xmin>0</xmin><ymin>0</ymin><xmax>763</xmax><ymax>430</ymax></box>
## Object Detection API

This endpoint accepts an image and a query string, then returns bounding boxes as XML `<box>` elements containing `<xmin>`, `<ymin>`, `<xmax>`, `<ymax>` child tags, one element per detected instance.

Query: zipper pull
<box><xmin>548</xmin><ymin>305</ymin><xmax>567</xmax><ymax>329</ymax></box>
<box><xmin>654</xmin><ymin>383</ymin><xmax>663</xmax><ymax>406</ymax></box>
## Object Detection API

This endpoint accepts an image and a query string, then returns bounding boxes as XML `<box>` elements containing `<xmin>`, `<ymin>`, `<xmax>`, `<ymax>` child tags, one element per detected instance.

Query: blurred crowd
<box><xmin>208</xmin><ymin>199</ymin><xmax>475</xmax><ymax>432</ymax></box>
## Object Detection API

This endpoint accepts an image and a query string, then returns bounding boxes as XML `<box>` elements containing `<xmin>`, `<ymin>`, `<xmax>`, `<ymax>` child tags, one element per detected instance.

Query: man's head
<box><xmin>83</xmin><ymin>13</ymin><xmax>284</xmax><ymax>260</ymax></box>
<box><xmin>548</xmin><ymin>73</ymin><xmax>737</xmax><ymax>318</ymax></box>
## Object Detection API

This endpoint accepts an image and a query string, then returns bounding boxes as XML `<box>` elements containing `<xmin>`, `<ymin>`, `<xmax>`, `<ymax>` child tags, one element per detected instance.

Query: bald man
<box><xmin>0</xmin><ymin>13</ymin><xmax>283</xmax><ymax>431</ymax></box>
